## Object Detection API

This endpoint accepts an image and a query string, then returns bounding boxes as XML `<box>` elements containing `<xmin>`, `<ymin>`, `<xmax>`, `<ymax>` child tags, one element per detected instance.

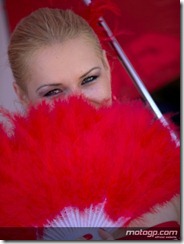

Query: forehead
<box><xmin>28</xmin><ymin>37</ymin><xmax>102</xmax><ymax>83</ymax></box>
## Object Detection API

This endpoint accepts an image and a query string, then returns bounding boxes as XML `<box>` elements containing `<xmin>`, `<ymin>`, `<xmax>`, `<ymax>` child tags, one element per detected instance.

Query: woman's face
<box><xmin>14</xmin><ymin>36</ymin><xmax>112</xmax><ymax>108</ymax></box>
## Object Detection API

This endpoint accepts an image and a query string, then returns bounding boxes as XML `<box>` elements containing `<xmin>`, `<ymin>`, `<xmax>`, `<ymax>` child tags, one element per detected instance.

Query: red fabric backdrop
<box><xmin>4</xmin><ymin>0</ymin><xmax>180</xmax><ymax>100</ymax></box>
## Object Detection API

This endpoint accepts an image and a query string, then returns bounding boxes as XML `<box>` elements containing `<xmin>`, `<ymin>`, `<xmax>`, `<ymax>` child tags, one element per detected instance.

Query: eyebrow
<box><xmin>80</xmin><ymin>66</ymin><xmax>101</xmax><ymax>79</ymax></box>
<box><xmin>36</xmin><ymin>66</ymin><xmax>101</xmax><ymax>92</ymax></box>
<box><xmin>36</xmin><ymin>83</ymin><xmax>62</xmax><ymax>93</ymax></box>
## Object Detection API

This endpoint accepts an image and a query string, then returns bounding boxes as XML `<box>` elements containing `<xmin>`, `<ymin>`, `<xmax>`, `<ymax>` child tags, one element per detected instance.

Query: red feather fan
<box><xmin>0</xmin><ymin>96</ymin><xmax>180</xmax><ymax>240</ymax></box>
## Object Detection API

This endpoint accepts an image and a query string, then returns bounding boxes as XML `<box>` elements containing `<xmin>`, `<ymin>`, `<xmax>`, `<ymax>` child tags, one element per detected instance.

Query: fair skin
<box><xmin>13</xmin><ymin>36</ymin><xmax>112</xmax><ymax>108</ymax></box>
<box><xmin>13</xmin><ymin>35</ymin><xmax>113</xmax><ymax>240</ymax></box>
<box><xmin>13</xmin><ymin>36</ymin><xmax>180</xmax><ymax>241</ymax></box>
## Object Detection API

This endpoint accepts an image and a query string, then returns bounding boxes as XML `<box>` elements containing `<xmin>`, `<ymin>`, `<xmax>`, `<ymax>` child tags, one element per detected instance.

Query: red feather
<box><xmin>0</xmin><ymin>96</ymin><xmax>180</xmax><ymax>239</ymax></box>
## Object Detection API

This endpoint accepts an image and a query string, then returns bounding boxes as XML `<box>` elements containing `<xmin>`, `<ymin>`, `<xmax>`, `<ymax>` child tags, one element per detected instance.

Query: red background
<box><xmin>4</xmin><ymin>0</ymin><xmax>180</xmax><ymax>102</ymax></box>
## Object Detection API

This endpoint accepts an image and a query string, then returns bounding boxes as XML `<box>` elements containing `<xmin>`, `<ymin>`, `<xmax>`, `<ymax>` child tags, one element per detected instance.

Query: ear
<box><xmin>13</xmin><ymin>82</ymin><xmax>30</xmax><ymax>107</ymax></box>
<box><xmin>102</xmin><ymin>50</ymin><xmax>111</xmax><ymax>70</ymax></box>
<box><xmin>102</xmin><ymin>50</ymin><xmax>111</xmax><ymax>79</ymax></box>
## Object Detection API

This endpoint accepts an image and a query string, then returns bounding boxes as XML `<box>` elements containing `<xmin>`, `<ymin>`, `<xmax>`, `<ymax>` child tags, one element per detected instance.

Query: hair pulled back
<box><xmin>8</xmin><ymin>8</ymin><xmax>102</xmax><ymax>90</ymax></box>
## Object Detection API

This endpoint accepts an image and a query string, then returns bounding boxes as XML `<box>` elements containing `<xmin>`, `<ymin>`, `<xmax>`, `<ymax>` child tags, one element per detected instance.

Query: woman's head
<box><xmin>8</xmin><ymin>8</ymin><xmax>112</xmax><ymax>108</ymax></box>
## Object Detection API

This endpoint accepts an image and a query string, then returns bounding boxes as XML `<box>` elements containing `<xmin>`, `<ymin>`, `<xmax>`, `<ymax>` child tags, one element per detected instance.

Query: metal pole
<box><xmin>99</xmin><ymin>16</ymin><xmax>163</xmax><ymax>119</ymax></box>
<box><xmin>82</xmin><ymin>0</ymin><xmax>179</xmax><ymax>146</ymax></box>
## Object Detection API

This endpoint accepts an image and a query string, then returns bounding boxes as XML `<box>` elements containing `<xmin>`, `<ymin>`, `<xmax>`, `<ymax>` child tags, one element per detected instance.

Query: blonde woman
<box><xmin>7</xmin><ymin>8</ymin><xmax>180</xmax><ymax>240</ymax></box>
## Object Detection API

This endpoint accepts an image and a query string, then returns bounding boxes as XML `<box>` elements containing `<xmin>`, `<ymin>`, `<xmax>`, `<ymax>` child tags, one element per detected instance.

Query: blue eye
<box><xmin>81</xmin><ymin>75</ymin><xmax>98</xmax><ymax>85</ymax></box>
<box><xmin>44</xmin><ymin>88</ymin><xmax>62</xmax><ymax>97</ymax></box>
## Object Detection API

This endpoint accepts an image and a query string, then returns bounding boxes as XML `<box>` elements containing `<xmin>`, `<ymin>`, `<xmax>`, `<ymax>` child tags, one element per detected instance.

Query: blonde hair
<box><xmin>8</xmin><ymin>8</ymin><xmax>103</xmax><ymax>90</ymax></box>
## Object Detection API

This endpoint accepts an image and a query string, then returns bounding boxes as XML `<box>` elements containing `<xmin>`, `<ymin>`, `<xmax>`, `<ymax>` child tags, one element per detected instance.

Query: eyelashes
<box><xmin>43</xmin><ymin>75</ymin><xmax>99</xmax><ymax>98</ymax></box>
<box><xmin>81</xmin><ymin>75</ymin><xmax>98</xmax><ymax>85</ymax></box>
<box><xmin>44</xmin><ymin>88</ymin><xmax>62</xmax><ymax>97</ymax></box>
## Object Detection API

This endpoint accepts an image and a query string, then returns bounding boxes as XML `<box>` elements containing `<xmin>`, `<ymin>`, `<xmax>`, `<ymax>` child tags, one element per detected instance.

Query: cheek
<box><xmin>97</xmin><ymin>75</ymin><xmax>112</xmax><ymax>99</ymax></box>
<box><xmin>26</xmin><ymin>92</ymin><xmax>39</xmax><ymax>105</ymax></box>
<box><xmin>26</xmin><ymin>89</ymin><xmax>47</xmax><ymax>107</ymax></box>
<box><xmin>82</xmin><ymin>78</ymin><xmax>112</xmax><ymax>104</ymax></box>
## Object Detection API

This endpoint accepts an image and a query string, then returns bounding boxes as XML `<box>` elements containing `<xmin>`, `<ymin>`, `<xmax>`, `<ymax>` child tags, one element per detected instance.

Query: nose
<box><xmin>66</xmin><ymin>86</ymin><xmax>94</xmax><ymax>106</ymax></box>
<box><xmin>68</xmin><ymin>86</ymin><xmax>83</xmax><ymax>97</ymax></box>
<box><xmin>72</xmin><ymin>87</ymin><xmax>81</xmax><ymax>95</ymax></box>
